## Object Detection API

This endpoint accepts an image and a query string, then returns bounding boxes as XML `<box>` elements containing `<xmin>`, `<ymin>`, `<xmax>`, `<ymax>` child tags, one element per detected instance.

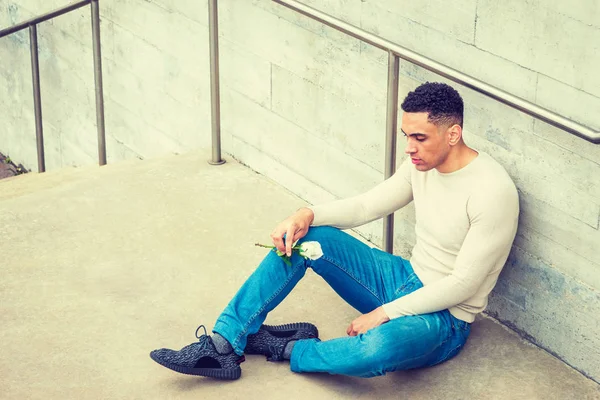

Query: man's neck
<box><xmin>436</xmin><ymin>144</ymin><xmax>479</xmax><ymax>174</ymax></box>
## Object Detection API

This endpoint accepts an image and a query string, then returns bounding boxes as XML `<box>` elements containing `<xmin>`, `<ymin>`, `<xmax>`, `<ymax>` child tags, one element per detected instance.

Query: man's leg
<box><xmin>290</xmin><ymin>311</ymin><xmax>470</xmax><ymax>377</ymax></box>
<box><xmin>213</xmin><ymin>225</ymin><xmax>469</xmax><ymax>375</ymax></box>
<box><xmin>297</xmin><ymin>226</ymin><xmax>414</xmax><ymax>314</ymax></box>
<box><xmin>212</xmin><ymin>240</ymin><xmax>310</xmax><ymax>356</ymax></box>
<box><xmin>213</xmin><ymin>225</ymin><xmax>414</xmax><ymax>356</ymax></box>
<box><xmin>151</xmin><ymin>225</ymin><xmax>424</xmax><ymax>378</ymax></box>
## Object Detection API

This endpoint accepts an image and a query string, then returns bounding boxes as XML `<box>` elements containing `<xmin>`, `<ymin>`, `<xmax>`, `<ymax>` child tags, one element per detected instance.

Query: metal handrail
<box><xmin>273</xmin><ymin>0</ymin><xmax>600</xmax><ymax>145</ymax></box>
<box><xmin>207</xmin><ymin>0</ymin><xmax>225</xmax><ymax>165</ymax></box>
<box><xmin>269</xmin><ymin>0</ymin><xmax>600</xmax><ymax>253</ymax></box>
<box><xmin>0</xmin><ymin>0</ymin><xmax>106</xmax><ymax>172</ymax></box>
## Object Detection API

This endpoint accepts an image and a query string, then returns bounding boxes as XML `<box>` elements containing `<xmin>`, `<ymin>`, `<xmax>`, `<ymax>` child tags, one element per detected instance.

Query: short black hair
<box><xmin>401</xmin><ymin>82</ymin><xmax>464</xmax><ymax>128</ymax></box>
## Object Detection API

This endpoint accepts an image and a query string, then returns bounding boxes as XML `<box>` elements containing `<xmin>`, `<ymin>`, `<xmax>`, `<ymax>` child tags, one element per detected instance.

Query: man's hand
<box><xmin>271</xmin><ymin>208</ymin><xmax>315</xmax><ymax>256</ymax></box>
<box><xmin>346</xmin><ymin>307</ymin><xmax>390</xmax><ymax>336</ymax></box>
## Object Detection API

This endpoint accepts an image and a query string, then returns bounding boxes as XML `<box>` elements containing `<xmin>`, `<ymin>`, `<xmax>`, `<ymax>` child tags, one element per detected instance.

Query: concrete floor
<box><xmin>1</xmin><ymin>151</ymin><xmax>598</xmax><ymax>400</ymax></box>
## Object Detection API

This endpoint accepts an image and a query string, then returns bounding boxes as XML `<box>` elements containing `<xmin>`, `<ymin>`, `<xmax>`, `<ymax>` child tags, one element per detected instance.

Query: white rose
<box><xmin>299</xmin><ymin>241</ymin><xmax>323</xmax><ymax>260</ymax></box>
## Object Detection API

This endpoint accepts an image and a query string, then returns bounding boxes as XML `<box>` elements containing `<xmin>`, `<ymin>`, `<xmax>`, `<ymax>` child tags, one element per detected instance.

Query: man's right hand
<box><xmin>271</xmin><ymin>207</ymin><xmax>315</xmax><ymax>257</ymax></box>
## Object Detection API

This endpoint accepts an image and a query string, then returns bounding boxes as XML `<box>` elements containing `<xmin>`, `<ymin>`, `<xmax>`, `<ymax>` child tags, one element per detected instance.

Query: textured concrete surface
<box><xmin>2</xmin><ymin>3</ymin><xmax>600</xmax><ymax>382</ymax></box>
<box><xmin>1</xmin><ymin>152</ymin><xmax>598</xmax><ymax>399</ymax></box>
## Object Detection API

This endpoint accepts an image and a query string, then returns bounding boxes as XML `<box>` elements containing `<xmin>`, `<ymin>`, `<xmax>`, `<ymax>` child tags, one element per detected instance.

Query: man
<box><xmin>150</xmin><ymin>82</ymin><xmax>519</xmax><ymax>379</ymax></box>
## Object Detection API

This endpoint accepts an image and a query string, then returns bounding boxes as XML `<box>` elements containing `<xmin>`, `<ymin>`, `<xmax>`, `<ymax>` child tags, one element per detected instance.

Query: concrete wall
<box><xmin>1</xmin><ymin>0</ymin><xmax>599</xmax><ymax>381</ymax></box>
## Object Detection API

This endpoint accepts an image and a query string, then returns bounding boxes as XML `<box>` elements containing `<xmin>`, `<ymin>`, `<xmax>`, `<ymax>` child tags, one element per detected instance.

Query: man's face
<box><xmin>401</xmin><ymin>112</ymin><xmax>451</xmax><ymax>172</ymax></box>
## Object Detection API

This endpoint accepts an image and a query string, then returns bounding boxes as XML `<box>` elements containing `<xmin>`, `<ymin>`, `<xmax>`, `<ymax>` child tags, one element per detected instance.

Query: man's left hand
<box><xmin>346</xmin><ymin>306</ymin><xmax>390</xmax><ymax>336</ymax></box>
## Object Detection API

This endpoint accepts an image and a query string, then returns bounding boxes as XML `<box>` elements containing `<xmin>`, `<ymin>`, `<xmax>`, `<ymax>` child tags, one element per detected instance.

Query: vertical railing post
<box><xmin>382</xmin><ymin>51</ymin><xmax>400</xmax><ymax>254</ymax></box>
<box><xmin>90</xmin><ymin>0</ymin><xmax>106</xmax><ymax>166</ymax></box>
<box><xmin>208</xmin><ymin>0</ymin><xmax>225</xmax><ymax>165</ymax></box>
<box><xmin>29</xmin><ymin>24</ymin><xmax>45</xmax><ymax>173</ymax></box>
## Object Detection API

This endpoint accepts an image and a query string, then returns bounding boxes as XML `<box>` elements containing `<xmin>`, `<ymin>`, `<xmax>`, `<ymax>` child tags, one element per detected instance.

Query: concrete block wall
<box><xmin>1</xmin><ymin>0</ymin><xmax>599</xmax><ymax>382</ymax></box>
<box><xmin>0</xmin><ymin>0</ymin><xmax>212</xmax><ymax>169</ymax></box>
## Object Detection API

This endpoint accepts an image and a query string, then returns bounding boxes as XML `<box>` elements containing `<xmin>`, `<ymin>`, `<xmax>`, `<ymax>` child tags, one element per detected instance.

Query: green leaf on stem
<box><xmin>281</xmin><ymin>256</ymin><xmax>292</xmax><ymax>267</ymax></box>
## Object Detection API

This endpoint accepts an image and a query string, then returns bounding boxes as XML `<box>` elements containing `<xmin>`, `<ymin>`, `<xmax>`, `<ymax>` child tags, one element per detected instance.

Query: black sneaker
<box><xmin>150</xmin><ymin>325</ymin><xmax>245</xmax><ymax>380</ymax></box>
<box><xmin>245</xmin><ymin>322</ymin><xmax>319</xmax><ymax>362</ymax></box>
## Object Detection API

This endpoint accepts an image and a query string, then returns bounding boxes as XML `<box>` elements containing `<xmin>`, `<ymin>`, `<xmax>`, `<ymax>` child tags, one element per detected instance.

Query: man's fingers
<box><xmin>346</xmin><ymin>322</ymin><xmax>357</xmax><ymax>336</ymax></box>
<box><xmin>273</xmin><ymin>237</ymin><xmax>284</xmax><ymax>253</ymax></box>
<box><xmin>285</xmin><ymin>225</ymin><xmax>296</xmax><ymax>256</ymax></box>
<box><xmin>271</xmin><ymin>228</ymin><xmax>285</xmax><ymax>252</ymax></box>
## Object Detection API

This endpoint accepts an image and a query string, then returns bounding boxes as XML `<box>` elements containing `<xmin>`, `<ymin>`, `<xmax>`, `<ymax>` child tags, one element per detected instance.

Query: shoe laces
<box><xmin>267</xmin><ymin>344</ymin><xmax>283</xmax><ymax>361</ymax></box>
<box><xmin>195</xmin><ymin>325</ymin><xmax>211</xmax><ymax>351</ymax></box>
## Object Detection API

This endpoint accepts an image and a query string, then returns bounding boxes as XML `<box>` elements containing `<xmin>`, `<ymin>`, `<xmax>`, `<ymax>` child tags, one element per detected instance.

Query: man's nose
<box><xmin>405</xmin><ymin>140</ymin><xmax>416</xmax><ymax>154</ymax></box>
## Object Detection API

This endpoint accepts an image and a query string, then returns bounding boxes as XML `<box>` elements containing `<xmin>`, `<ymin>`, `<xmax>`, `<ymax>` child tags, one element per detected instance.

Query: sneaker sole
<box><xmin>260</xmin><ymin>322</ymin><xmax>318</xmax><ymax>337</ymax></box>
<box><xmin>245</xmin><ymin>322</ymin><xmax>319</xmax><ymax>356</ymax></box>
<box><xmin>150</xmin><ymin>352</ymin><xmax>242</xmax><ymax>380</ymax></box>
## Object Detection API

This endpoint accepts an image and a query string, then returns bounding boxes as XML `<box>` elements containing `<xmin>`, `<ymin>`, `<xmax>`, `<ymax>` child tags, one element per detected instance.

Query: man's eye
<box><xmin>416</xmin><ymin>137</ymin><xmax>425</xmax><ymax>142</ymax></box>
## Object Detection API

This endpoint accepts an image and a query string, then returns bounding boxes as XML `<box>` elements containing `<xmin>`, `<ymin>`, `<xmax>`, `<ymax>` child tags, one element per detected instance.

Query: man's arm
<box><xmin>309</xmin><ymin>157</ymin><xmax>413</xmax><ymax>229</ymax></box>
<box><xmin>271</xmin><ymin>158</ymin><xmax>413</xmax><ymax>255</ymax></box>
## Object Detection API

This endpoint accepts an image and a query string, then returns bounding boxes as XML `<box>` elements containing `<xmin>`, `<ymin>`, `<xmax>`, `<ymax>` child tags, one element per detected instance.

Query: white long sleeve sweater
<box><xmin>309</xmin><ymin>152</ymin><xmax>519</xmax><ymax>323</ymax></box>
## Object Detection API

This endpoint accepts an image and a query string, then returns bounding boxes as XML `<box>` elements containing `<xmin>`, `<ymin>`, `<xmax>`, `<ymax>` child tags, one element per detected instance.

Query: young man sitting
<box><xmin>150</xmin><ymin>82</ymin><xmax>519</xmax><ymax>380</ymax></box>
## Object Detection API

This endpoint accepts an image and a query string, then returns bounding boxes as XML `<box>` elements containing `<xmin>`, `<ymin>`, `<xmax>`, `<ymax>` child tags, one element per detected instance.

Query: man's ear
<box><xmin>447</xmin><ymin>124</ymin><xmax>462</xmax><ymax>146</ymax></box>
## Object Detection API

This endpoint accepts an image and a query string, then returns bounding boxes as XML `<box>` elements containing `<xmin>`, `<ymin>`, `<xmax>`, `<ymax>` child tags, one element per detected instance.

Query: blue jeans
<box><xmin>213</xmin><ymin>226</ymin><xmax>470</xmax><ymax>378</ymax></box>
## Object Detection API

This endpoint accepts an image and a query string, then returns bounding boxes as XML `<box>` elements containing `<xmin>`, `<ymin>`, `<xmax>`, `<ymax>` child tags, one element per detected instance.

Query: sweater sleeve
<box><xmin>382</xmin><ymin>183</ymin><xmax>519</xmax><ymax>319</ymax></box>
<box><xmin>309</xmin><ymin>158</ymin><xmax>413</xmax><ymax>229</ymax></box>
